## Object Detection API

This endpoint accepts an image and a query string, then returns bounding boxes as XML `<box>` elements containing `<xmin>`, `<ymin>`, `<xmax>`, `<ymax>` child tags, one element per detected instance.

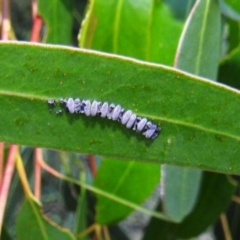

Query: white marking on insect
<box><xmin>66</xmin><ymin>98</ymin><xmax>75</xmax><ymax>113</ymax></box>
<box><xmin>121</xmin><ymin>110</ymin><xmax>132</xmax><ymax>124</ymax></box>
<box><xmin>143</xmin><ymin>129</ymin><xmax>155</xmax><ymax>138</ymax></box>
<box><xmin>112</xmin><ymin>105</ymin><xmax>122</xmax><ymax>120</ymax></box>
<box><xmin>83</xmin><ymin>100</ymin><xmax>91</xmax><ymax>116</ymax></box>
<box><xmin>142</xmin><ymin>122</ymin><xmax>160</xmax><ymax>139</ymax></box>
<box><xmin>99</xmin><ymin>102</ymin><xmax>109</xmax><ymax>117</ymax></box>
<box><xmin>126</xmin><ymin>113</ymin><xmax>137</xmax><ymax>128</ymax></box>
<box><xmin>91</xmin><ymin>100</ymin><xmax>100</xmax><ymax>116</ymax></box>
<box><xmin>74</xmin><ymin>98</ymin><xmax>81</xmax><ymax>113</ymax></box>
<box><xmin>136</xmin><ymin>118</ymin><xmax>147</xmax><ymax>132</ymax></box>
<box><xmin>107</xmin><ymin>103</ymin><xmax>115</xmax><ymax>119</ymax></box>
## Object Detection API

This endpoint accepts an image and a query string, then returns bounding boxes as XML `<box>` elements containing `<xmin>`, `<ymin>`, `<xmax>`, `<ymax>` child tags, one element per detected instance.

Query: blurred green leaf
<box><xmin>38</xmin><ymin>0</ymin><xmax>74</xmax><ymax>44</ymax></box>
<box><xmin>220</xmin><ymin>0</ymin><xmax>240</xmax><ymax>21</ymax></box>
<box><xmin>174</xmin><ymin>0</ymin><xmax>221</xmax><ymax>79</ymax></box>
<box><xmin>94</xmin><ymin>159</ymin><xmax>160</xmax><ymax>224</ymax></box>
<box><xmin>1</xmin><ymin>226</ymin><xmax>12</xmax><ymax>240</ymax></box>
<box><xmin>225</xmin><ymin>18</ymin><xmax>240</xmax><ymax>53</ymax></box>
<box><xmin>0</xmin><ymin>42</ymin><xmax>240</xmax><ymax>174</ymax></box>
<box><xmin>164</xmin><ymin>0</ymin><xmax>196</xmax><ymax>20</ymax></box>
<box><xmin>142</xmin><ymin>172</ymin><xmax>236</xmax><ymax>240</ymax></box>
<box><xmin>161</xmin><ymin>166</ymin><xmax>201</xmax><ymax>222</ymax></box>
<box><xmin>79</xmin><ymin>0</ymin><xmax>183</xmax><ymax>65</ymax></box>
<box><xmin>220</xmin><ymin>0</ymin><xmax>240</xmax><ymax>19</ymax></box>
<box><xmin>16</xmin><ymin>198</ymin><xmax>75</xmax><ymax>240</ymax></box>
<box><xmin>219</xmin><ymin>46</ymin><xmax>240</xmax><ymax>89</ymax></box>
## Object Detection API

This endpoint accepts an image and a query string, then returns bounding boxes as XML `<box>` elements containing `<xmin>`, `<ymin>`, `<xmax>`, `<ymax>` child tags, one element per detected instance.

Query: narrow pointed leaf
<box><xmin>0</xmin><ymin>42</ymin><xmax>240</xmax><ymax>175</ymax></box>
<box><xmin>174</xmin><ymin>0</ymin><xmax>221</xmax><ymax>79</ymax></box>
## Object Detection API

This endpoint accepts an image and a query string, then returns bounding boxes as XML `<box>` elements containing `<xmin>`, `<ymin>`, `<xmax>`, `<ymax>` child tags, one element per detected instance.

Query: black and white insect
<box><xmin>48</xmin><ymin>98</ymin><xmax>161</xmax><ymax>139</ymax></box>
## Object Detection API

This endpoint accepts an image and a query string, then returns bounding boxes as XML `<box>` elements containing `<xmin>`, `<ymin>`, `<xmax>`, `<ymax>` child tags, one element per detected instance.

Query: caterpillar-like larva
<box><xmin>48</xmin><ymin>98</ymin><xmax>161</xmax><ymax>139</ymax></box>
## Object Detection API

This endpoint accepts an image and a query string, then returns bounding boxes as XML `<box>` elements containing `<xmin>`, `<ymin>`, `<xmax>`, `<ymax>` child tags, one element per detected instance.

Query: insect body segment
<box><xmin>49</xmin><ymin>98</ymin><xmax>160</xmax><ymax>139</ymax></box>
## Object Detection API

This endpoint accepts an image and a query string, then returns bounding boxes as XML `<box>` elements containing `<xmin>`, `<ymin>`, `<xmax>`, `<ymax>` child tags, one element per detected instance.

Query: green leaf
<box><xmin>79</xmin><ymin>0</ymin><xmax>183</xmax><ymax>65</ymax></box>
<box><xmin>1</xmin><ymin>226</ymin><xmax>12</xmax><ymax>240</ymax></box>
<box><xmin>161</xmin><ymin>165</ymin><xmax>202</xmax><ymax>222</ymax></box>
<box><xmin>164</xmin><ymin>0</ymin><xmax>195</xmax><ymax>20</ymax></box>
<box><xmin>93</xmin><ymin>158</ymin><xmax>160</xmax><ymax>224</ymax></box>
<box><xmin>174</xmin><ymin>0</ymin><xmax>221</xmax><ymax>79</ymax></box>
<box><xmin>38</xmin><ymin>0</ymin><xmax>74</xmax><ymax>44</ymax></box>
<box><xmin>219</xmin><ymin>46</ymin><xmax>240</xmax><ymax>89</ymax></box>
<box><xmin>16</xmin><ymin>198</ymin><xmax>75</xmax><ymax>240</ymax></box>
<box><xmin>0</xmin><ymin>42</ymin><xmax>240</xmax><ymax>174</ymax></box>
<box><xmin>219</xmin><ymin>0</ymin><xmax>240</xmax><ymax>21</ymax></box>
<box><xmin>142</xmin><ymin>172</ymin><xmax>236</xmax><ymax>240</ymax></box>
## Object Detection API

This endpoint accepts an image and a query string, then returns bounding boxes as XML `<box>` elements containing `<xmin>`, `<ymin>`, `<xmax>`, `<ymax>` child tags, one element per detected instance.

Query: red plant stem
<box><xmin>0</xmin><ymin>145</ymin><xmax>18</xmax><ymax>235</ymax></box>
<box><xmin>39</xmin><ymin>158</ymin><xmax>63</xmax><ymax>179</ymax></box>
<box><xmin>88</xmin><ymin>155</ymin><xmax>97</xmax><ymax>177</ymax></box>
<box><xmin>34</xmin><ymin>148</ymin><xmax>42</xmax><ymax>200</ymax></box>
<box><xmin>30</xmin><ymin>15</ymin><xmax>43</xmax><ymax>42</ymax></box>
<box><xmin>1</xmin><ymin>0</ymin><xmax>10</xmax><ymax>40</ymax></box>
<box><xmin>0</xmin><ymin>143</ymin><xmax>4</xmax><ymax>186</ymax></box>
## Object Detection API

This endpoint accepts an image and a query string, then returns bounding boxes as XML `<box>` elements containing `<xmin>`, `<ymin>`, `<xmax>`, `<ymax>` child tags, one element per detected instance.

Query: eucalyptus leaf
<box><xmin>0</xmin><ymin>42</ymin><xmax>240</xmax><ymax>175</ymax></box>
<box><xmin>174</xmin><ymin>0</ymin><xmax>221</xmax><ymax>80</ymax></box>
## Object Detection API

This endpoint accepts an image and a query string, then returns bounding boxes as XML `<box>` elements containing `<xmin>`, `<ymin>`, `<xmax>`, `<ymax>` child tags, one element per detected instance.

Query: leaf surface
<box><xmin>175</xmin><ymin>0</ymin><xmax>221</xmax><ymax>79</ymax></box>
<box><xmin>161</xmin><ymin>165</ymin><xmax>201</xmax><ymax>222</ymax></box>
<box><xmin>219</xmin><ymin>46</ymin><xmax>240</xmax><ymax>89</ymax></box>
<box><xmin>79</xmin><ymin>0</ymin><xmax>183</xmax><ymax>65</ymax></box>
<box><xmin>16</xmin><ymin>198</ymin><xmax>75</xmax><ymax>240</ymax></box>
<box><xmin>38</xmin><ymin>0</ymin><xmax>74</xmax><ymax>44</ymax></box>
<box><xmin>94</xmin><ymin>159</ymin><xmax>160</xmax><ymax>224</ymax></box>
<box><xmin>0</xmin><ymin>42</ymin><xmax>240</xmax><ymax>174</ymax></box>
<box><xmin>142</xmin><ymin>172</ymin><xmax>236</xmax><ymax>239</ymax></box>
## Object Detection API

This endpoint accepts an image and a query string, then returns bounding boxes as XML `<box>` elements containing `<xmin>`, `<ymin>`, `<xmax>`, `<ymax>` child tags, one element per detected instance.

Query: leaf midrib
<box><xmin>195</xmin><ymin>0</ymin><xmax>211</xmax><ymax>76</ymax></box>
<box><xmin>0</xmin><ymin>89</ymin><xmax>239</xmax><ymax>141</ymax></box>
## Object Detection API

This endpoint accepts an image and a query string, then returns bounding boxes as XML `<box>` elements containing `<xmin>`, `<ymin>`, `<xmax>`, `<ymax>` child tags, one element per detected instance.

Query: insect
<box><xmin>48</xmin><ymin>98</ymin><xmax>161</xmax><ymax>139</ymax></box>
